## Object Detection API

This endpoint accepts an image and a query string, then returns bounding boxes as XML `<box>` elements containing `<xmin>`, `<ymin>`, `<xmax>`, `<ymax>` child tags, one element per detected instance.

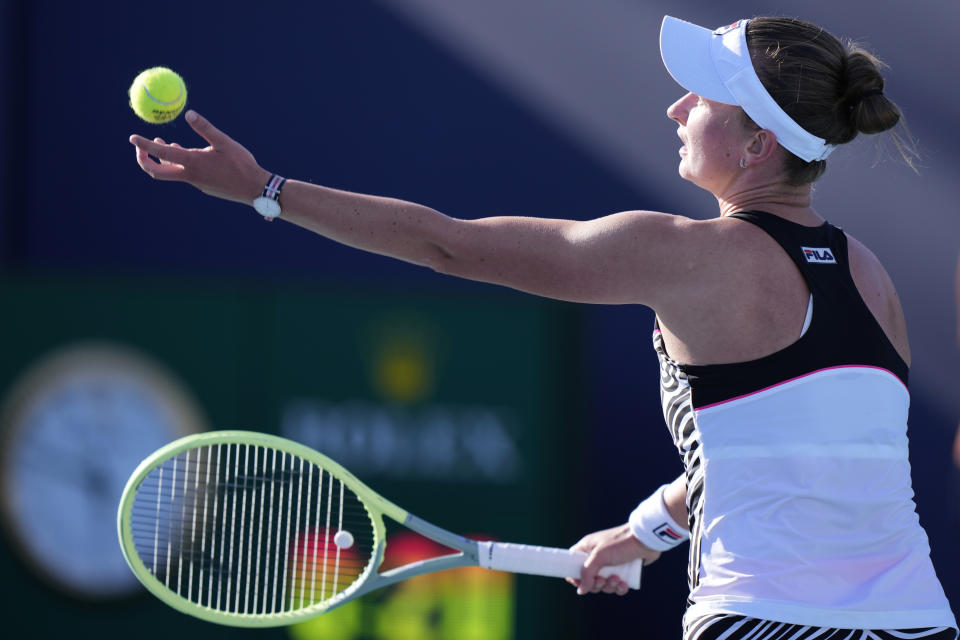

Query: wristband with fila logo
<box><xmin>628</xmin><ymin>484</ymin><xmax>689</xmax><ymax>551</ymax></box>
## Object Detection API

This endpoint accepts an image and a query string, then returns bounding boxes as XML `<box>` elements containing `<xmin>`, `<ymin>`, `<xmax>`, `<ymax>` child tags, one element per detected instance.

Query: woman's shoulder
<box><xmin>843</xmin><ymin>232</ymin><xmax>911</xmax><ymax>366</ymax></box>
<box><xmin>844</xmin><ymin>232</ymin><xmax>897</xmax><ymax>302</ymax></box>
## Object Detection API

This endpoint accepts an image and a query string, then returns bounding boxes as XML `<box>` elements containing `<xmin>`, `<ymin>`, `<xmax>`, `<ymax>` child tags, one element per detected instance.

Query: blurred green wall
<box><xmin>0</xmin><ymin>274</ymin><xmax>585</xmax><ymax>639</ymax></box>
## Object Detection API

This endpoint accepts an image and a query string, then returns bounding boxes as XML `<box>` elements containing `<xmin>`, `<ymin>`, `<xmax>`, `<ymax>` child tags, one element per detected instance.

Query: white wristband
<box><xmin>628</xmin><ymin>484</ymin><xmax>689</xmax><ymax>551</ymax></box>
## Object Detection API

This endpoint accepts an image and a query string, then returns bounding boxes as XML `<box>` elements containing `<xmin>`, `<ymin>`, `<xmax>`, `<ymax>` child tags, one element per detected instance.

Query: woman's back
<box><xmin>653</xmin><ymin>211</ymin><xmax>951</xmax><ymax>628</ymax></box>
<box><xmin>654</xmin><ymin>210</ymin><xmax>910</xmax><ymax>369</ymax></box>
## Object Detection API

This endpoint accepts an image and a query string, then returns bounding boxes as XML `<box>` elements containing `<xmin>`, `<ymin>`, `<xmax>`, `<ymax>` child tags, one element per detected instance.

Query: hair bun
<box><xmin>843</xmin><ymin>48</ymin><xmax>900</xmax><ymax>135</ymax></box>
<box><xmin>745</xmin><ymin>16</ymin><xmax>919</xmax><ymax>183</ymax></box>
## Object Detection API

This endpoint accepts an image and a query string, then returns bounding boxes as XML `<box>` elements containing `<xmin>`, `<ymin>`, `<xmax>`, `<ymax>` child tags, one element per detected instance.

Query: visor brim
<box><xmin>660</xmin><ymin>16</ymin><xmax>737</xmax><ymax>105</ymax></box>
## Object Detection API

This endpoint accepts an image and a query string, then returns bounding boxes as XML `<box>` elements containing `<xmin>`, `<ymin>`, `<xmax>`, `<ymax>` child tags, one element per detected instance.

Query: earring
<box><xmin>739</xmin><ymin>158</ymin><xmax>748</xmax><ymax>169</ymax></box>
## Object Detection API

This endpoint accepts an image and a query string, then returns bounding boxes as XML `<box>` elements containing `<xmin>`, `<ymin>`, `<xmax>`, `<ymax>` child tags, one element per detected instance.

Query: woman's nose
<box><xmin>667</xmin><ymin>92</ymin><xmax>694</xmax><ymax>125</ymax></box>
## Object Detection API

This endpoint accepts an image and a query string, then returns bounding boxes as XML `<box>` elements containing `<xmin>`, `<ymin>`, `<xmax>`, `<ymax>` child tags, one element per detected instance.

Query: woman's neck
<box><xmin>716</xmin><ymin>180</ymin><xmax>823</xmax><ymax>226</ymax></box>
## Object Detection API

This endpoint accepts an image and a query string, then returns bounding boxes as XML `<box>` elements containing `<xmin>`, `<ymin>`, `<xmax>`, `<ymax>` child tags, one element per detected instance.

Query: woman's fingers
<box><xmin>583</xmin><ymin>574</ymin><xmax>628</xmax><ymax>596</ymax></box>
<box><xmin>579</xmin><ymin>574</ymin><xmax>626</xmax><ymax>595</ymax></box>
<box><xmin>130</xmin><ymin>135</ymin><xmax>188</xmax><ymax>180</ymax></box>
<box><xmin>129</xmin><ymin>112</ymin><xmax>265</xmax><ymax>202</ymax></box>
<box><xmin>130</xmin><ymin>135</ymin><xmax>193</xmax><ymax>163</ymax></box>
<box><xmin>600</xmin><ymin>576</ymin><xmax>628</xmax><ymax>595</ymax></box>
<box><xmin>184</xmin><ymin>110</ymin><xmax>232</xmax><ymax>148</ymax></box>
<box><xmin>570</xmin><ymin>524</ymin><xmax>654</xmax><ymax>596</ymax></box>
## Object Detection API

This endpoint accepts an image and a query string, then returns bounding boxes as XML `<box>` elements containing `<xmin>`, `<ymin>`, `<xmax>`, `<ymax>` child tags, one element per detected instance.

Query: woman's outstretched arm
<box><xmin>131</xmin><ymin>110</ymin><xmax>706</xmax><ymax>307</ymax></box>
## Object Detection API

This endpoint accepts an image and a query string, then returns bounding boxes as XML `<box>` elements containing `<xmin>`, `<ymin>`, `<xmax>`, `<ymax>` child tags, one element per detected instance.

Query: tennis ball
<box><xmin>128</xmin><ymin>67</ymin><xmax>187</xmax><ymax>123</ymax></box>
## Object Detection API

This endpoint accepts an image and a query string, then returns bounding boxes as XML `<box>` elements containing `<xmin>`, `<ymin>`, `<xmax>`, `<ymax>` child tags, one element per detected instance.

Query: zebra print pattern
<box><xmin>652</xmin><ymin>328</ymin><xmax>704</xmax><ymax>598</ymax></box>
<box><xmin>685</xmin><ymin>614</ymin><xmax>958</xmax><ymax>640</ymax></box>
<box><xmin>654</xmin><ymin>325</ymin><xmax>957</xmax><ymax>639</ymax></box>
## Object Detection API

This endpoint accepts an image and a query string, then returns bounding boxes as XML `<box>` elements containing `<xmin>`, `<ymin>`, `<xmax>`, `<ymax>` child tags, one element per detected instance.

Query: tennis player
<box><xmin>129</xmin><ymin>14</ymin><xmax>957</xmax><ymax>639</ymax></box>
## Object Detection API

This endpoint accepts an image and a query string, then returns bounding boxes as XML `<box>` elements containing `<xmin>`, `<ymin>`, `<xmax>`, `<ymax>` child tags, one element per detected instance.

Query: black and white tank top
<box><xmin>653</xmin><ymin>211</ymin><xmax>955</xmax><ymax>629</ymax></box>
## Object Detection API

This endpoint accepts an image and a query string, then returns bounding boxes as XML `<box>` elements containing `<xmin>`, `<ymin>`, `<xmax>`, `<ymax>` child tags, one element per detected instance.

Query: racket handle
<box><xmin>476</xmin><ymin>541</ymin><xmax>642</xmax><ymax>590</ymax></box>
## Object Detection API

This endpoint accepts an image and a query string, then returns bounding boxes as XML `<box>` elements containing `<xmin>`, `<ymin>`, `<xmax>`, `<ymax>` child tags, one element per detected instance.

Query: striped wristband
<box><xmin>628</xmin><ymin>484</ymin><xmax>689</xmax><ymax>551</ymax></box>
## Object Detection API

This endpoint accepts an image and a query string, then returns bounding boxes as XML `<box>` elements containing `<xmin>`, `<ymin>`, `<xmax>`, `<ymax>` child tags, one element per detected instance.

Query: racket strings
<box><xmin>129</xmin><ymin>443</ymin><xmax>375</xmax><ymax>616</ymax></box>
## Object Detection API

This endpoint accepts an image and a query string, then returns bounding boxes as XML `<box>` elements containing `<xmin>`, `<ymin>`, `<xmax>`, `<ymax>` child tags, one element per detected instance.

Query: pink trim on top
<box><xmin>694</xmin><ymin>364</ymin><xmax>908</xmax><ymax>412</ymax></box>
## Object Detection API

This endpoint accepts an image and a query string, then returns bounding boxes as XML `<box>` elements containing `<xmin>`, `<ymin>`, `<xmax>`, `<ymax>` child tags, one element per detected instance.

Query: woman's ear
<box><xmin>744</xmin><ymin>129</ymin><xmax>781</xmax><ymax>166</ymax></box>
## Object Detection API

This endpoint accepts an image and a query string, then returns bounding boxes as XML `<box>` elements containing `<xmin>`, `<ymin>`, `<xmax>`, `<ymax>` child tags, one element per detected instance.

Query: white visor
<box><xmin>659</xmin><ymin>15</ymin><xmax>836</xmax><ymax>163</ymax></box>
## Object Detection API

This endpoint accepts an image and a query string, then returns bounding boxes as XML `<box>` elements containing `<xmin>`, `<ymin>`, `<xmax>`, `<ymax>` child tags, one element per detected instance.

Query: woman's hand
<box><xmin>129</xmin><ymin>110</ymin><xmax>270</xmax><ymax>205</ymax></box>
<box><xmin>567</xmin><ymin>524</ymin><xmax>660</xmax><ymax>595</ymax></box>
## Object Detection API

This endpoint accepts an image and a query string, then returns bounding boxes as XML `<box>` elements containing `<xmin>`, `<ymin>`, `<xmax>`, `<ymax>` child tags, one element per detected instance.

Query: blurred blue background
<box><xmin>1</xmin><ymin>0</ymin><xmax>957</xmax><ymax>637</ymax></box>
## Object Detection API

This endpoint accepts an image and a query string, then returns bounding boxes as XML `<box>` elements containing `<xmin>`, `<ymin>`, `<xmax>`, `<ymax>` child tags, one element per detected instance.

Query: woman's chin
<box><xmin>676</xmin><ymin>164</ymin><xmax>710</xmax><ymax>192</ymax></box>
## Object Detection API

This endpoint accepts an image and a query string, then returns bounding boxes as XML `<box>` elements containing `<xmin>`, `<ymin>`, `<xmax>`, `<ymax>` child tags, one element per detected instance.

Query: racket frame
<box><xmin>118</xmin><ymin>430</ymin><xmax>640</xmax><ymax>628</ymax></box>
<box><xmin>117</xmin><ymin>430</ymin><xmax>482</xmax><ymax>627</ymax></box>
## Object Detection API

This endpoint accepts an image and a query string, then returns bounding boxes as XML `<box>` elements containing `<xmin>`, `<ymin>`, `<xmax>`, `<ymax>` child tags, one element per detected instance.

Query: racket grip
<box><xmin>476</xmin><ymin>541</ymin><xmax>642</xmax><ymax>590</ymax></box>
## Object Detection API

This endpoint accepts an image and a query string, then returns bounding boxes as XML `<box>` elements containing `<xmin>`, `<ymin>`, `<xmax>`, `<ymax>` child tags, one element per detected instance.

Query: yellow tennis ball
<box><xmin>128</xmin><ymin>67</ymin><xmax>187</xmax><ymax>124</ymax></box>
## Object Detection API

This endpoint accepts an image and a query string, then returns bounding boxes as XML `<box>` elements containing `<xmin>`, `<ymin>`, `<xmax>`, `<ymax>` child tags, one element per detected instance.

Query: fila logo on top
<box><xmin>801</xmin><ymin>247</ymin><xmax>837</xmax><ymax>264</ymax></box>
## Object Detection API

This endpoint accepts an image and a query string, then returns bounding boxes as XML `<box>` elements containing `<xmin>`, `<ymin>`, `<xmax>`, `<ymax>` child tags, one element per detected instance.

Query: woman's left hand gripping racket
<box><xmin>117</xmin><ymin>430</ymin><xmax>642</xmax><ymax>627</ymax></box>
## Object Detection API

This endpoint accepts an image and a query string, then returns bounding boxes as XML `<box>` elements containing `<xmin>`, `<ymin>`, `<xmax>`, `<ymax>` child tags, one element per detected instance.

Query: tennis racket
<box><xmin>117</xmin><ymin>430</ymin><xmax>642</xmax><ymax>627</ymax></box>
